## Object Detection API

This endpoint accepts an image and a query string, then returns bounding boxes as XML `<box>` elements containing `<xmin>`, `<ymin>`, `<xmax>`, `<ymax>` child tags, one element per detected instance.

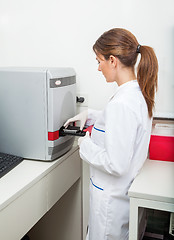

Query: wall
<box><xmin>0</xmin><ymin>0</ymin><xmax>174</xmax><ymax>115</ymax></box>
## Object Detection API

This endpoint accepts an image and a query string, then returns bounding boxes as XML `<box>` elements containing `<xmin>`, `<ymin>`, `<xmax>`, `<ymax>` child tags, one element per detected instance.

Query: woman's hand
<box><xmin>64</xmin><ymin>110</ymin><xmax>88</xmax><ymax>130</ymax></box>
<box><xmin>78</xmin><ymin>131</ymin><xmax>90</xmax><ymax>146</ymax></box>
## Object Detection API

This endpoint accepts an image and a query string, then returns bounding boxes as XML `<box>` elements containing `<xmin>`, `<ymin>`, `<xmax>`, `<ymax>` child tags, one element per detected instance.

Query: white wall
<box><xmin>0</xmin><ymin>0</ymin><xmax>174</xmax><ymax>115</ymax></box>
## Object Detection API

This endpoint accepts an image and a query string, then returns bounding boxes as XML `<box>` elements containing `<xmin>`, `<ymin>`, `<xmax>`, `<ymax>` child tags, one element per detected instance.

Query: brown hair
<box><xmin>93</xmin><ymin>28</ymin><xmax>158</xmax><ymax>118</ymax></box>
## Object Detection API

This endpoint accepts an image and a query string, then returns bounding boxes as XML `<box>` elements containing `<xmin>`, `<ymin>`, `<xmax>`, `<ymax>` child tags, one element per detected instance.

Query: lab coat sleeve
<box><xmin>85</xmin><ymin>108</ymin><xmax>102</xmax><ymax>126</ymax></box>
<box><xmin>79</xmin><ymin>102</ymin><xmax>138</xmax><ymax>176</ymax></box>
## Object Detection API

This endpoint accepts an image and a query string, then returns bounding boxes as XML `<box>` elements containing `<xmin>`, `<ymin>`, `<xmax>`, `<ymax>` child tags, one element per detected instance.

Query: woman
<box><xmin>64</xmin><ymin>28</ymin><xmax>158</xmax><ymax>240</ymax></box>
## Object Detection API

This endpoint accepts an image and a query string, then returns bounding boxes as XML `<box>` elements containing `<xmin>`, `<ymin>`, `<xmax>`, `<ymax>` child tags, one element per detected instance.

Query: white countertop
<box><xmin>0</xmin><ymin>143</ymin><xmax>78</xmax><ymax>211</ymax></box>
<box><xmin>128</xmin><ymin>159</ymin><xmax>174</xmax><ymax>204</ymax></box>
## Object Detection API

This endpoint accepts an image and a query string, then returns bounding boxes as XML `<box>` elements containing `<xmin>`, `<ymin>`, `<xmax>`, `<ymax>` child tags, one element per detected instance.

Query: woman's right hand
<box><xmin>64</xmin><ymin>110</ymin><xmax>88</xmax><ymax>130</ymax></box>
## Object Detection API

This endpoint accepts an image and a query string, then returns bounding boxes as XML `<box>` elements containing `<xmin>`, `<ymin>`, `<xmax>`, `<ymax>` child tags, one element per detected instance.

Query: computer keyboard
<box><xmin>0</xmin><ymin>152</ymin><xmax>23</xmax><ymax>178</ymax></box>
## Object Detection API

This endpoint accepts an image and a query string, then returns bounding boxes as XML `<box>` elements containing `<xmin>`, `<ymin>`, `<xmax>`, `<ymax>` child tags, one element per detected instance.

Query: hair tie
<box><xmin>136</xmin><ymin>44</ymin><xmax>141</xmax><ymax>53</ymax></box>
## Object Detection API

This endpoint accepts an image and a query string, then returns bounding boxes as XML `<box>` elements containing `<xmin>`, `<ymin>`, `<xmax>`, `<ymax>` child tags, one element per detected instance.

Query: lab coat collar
<box><xmin>109</xmin><ymin>80</ymin><xmax>138</xmax><ymax>101</ymax></box>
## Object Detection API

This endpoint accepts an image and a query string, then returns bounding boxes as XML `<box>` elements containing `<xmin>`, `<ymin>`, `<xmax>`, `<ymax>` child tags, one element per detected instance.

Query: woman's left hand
<box><xmin>78</xmin><ymin>131</ymin><xmax>90</xmax><ymax>146</ymax></box>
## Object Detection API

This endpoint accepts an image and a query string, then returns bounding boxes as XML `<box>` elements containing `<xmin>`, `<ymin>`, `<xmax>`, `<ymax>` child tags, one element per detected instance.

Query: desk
<box><xmin>0</xmin><ymin>142</ymin><xmax>82</xmax><ymax>240</ymax></box>
<box><xmin>128</xmin><ymin>159</ymin><xmax>174</xmax><ymax>240</ymax></box>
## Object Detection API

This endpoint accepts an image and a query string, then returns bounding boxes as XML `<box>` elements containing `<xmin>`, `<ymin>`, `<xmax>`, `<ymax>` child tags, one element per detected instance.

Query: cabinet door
<box><xmin>47</xmin><ymin>149</ymin><xmax>81</xmax><ymax>209</ymax></box>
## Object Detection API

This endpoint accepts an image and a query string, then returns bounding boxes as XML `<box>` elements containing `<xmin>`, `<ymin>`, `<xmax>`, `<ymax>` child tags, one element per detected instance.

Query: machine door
<box><xmin>46</xmin><ymin>71</ymin><xmax>76</xmax><ymax>160</ymax></box>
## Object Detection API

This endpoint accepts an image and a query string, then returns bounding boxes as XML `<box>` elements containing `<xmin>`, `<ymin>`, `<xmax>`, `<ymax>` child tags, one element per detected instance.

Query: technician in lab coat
<box><xmin>64</xmin><ymin>28</ymin><xmax>158</xmax><ymax>240</ymax></box>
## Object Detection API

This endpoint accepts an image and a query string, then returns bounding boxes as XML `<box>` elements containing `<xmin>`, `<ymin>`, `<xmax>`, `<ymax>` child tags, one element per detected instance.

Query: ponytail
<box><xmin>137</xmin><ymin>46</ymin><xmax>158</xmax><ymax>118</ymax></box>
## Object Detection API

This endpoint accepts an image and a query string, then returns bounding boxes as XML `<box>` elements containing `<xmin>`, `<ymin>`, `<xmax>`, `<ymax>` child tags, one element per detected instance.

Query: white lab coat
<box><xmin>79</xmin><ymin>80</ymin><xmax>152</xmax><ymax>240</ymax></box>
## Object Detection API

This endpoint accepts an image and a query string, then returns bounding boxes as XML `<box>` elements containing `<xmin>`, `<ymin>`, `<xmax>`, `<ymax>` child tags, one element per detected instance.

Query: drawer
<box><xmin>0</xmin><ymin>177</ymin><xmax>47</xmax><ymax>240</ymax></box>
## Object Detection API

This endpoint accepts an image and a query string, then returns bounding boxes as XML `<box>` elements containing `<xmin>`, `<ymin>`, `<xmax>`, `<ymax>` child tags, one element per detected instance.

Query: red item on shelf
<box><xmin>149</xmin><ymin>120</ymin><xmax>174</xmax><ymax>162</ymax></box>
<box><xmin>149</xmin><ymin>135</ymin><xmax>174</xmax><ymax>162</ymax></box>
